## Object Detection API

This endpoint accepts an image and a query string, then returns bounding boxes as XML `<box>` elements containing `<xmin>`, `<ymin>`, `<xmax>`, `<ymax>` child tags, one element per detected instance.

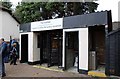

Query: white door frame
<box><xmin>62</xmin><ymin>28</ymin><xmax>88</xmax><ymax>71</ymax></box>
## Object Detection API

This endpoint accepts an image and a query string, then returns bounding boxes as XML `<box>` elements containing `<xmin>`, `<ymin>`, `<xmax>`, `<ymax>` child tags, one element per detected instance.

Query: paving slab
<box><xmin>4</xmin><ymin>62</ymin><xmax>89</xmax><ymax>77</ymax></box>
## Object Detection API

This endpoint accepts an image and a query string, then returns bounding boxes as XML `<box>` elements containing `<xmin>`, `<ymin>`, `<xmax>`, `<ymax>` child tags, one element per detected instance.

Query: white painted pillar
<box><xmin>28</xmin><ymin>32</ymin><xmax>34</xmax><ymax>62</ymax></box>
<box><xmin>62</xmin><ymin>30</ymin><xmax>65</xmax><ymax>67</ymax></box>
<box><xmin>79</xmin><ymin>28</ymin><xmax>88</xmax><ymax>70</ymax></box>
<box><xmin>19</xmin><ymin>33</ymin><xmax>22</xmax><ymax>61</ymax></box>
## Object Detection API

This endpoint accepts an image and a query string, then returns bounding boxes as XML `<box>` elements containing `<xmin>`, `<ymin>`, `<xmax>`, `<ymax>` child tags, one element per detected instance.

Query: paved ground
<box><xmin>4</xmin><ymin>62</ymin><xmax>89</xmax><ymax>77</ymax></box>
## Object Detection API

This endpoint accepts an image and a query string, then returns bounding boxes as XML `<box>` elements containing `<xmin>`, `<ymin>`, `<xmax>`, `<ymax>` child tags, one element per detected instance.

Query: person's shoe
<box><xmin>14</xmin><ymin>64</ymin><xmax>17</xmax><ymax>65</ymax></box>
<box><xmin>2</xmin><ymin>73</ymin><xmax>6</xmax><ymax>77</ymax></box>
<box><xmin>10</xmin><ymin>63</ymin><xmax>12</xmax><ymax>65</ymax></box>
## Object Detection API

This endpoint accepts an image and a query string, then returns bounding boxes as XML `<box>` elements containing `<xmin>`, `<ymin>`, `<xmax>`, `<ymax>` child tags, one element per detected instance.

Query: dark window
<box><xmin>37</xmin><ymin>35</ymin><xmax>40</xmax><ymax>48</ymax></box>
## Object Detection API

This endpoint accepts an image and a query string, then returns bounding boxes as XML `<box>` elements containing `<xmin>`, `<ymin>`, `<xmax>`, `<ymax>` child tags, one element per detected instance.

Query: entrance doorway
<box><xmin>65</xmin><ymin>31</ymin><xmax>79</xmax><ymax>72</ymax></box>
<box><xmin>89</xmin><ymin>26</ymin><xmax>105</xmax><ymax>71</ymax></box>
<box><xmin>40</xmin><ymin>30</ymin><xmax>62</xmax><ymax>67</ymax></box>
<box><xmin>21</xmin><ymin>34</ymin><xmax>28</xmax><ymax>63</ymax></box>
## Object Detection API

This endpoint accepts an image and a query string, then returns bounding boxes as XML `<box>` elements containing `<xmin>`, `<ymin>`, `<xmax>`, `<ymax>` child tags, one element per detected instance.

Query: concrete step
<box><xmin>33</xmin><ymin>65</ymin><xmax>63</xmax><ymax>72</ymax></box>
<box><xmin>88</xmin><ymin>71</ymin><xmax>107</xmax><ymax>77</ymax></box>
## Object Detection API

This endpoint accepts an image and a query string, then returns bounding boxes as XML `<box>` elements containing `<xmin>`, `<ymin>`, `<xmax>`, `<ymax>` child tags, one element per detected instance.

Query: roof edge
<box><xmin>0</xmin><ymin>6</ymin><xmax>20</xmax><ymax>24</ymax></box>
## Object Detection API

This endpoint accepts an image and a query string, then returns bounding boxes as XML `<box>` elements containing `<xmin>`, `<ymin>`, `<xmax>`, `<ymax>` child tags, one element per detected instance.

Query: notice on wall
<box><xmin>31</xmin><ymin>18</ymin><xmax>63</xmax><ymax>31</ymax></box>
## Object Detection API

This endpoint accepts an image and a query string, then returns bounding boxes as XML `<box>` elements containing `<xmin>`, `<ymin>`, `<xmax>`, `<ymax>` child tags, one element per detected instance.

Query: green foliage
<box><xmin>14</xmin><ymin>2</ymin><xmax>98</xmax><ymax>23</ymax></box>
<box><xmin>14</xmin><ymin>2</ymin><xmax>44</xmax><ymax>23</ymax></box>
<box><xmin>0</xmin><ymin>0</ymin><xmax>12</xmax><ymax>10</ymax></box>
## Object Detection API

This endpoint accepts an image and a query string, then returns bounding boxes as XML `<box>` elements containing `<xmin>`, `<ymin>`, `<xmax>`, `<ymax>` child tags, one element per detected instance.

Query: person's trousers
<box><xmin>2</xmin><ymin>58</ymin><xmax>5</xmax><ymax>75</ymax></box>
<box><xmin>0</xmin><ymin>57</ymin><xmax>2</xmax><ymax>77</ymax></box>
<box><xmin>10</xmin><ymin>57</ymin><xmax>17</xmax><ymax>65</ymax></box>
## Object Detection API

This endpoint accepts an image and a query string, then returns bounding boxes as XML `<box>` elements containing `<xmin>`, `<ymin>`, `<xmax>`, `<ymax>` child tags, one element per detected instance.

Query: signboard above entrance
<box><xmin>31</xmin><ymin>18</ymin><xmax>63</xmax><ymax>31</ymax></box>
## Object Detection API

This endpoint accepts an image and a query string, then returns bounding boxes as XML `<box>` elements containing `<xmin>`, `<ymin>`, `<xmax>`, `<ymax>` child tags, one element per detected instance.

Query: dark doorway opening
<box><xmin>89</xmin><ymin>26</ymin><xmax>105</xmax><ymax>71</ymax></box>
<box><xmin>20</xmin><ymin>34</ymin><xmax>28</xmax><ymax>63</ymax></box>
<box><xmin>40</xmin><ymin>30</ymin><xmax>62</xmax><ymax>67</ymax></box>
<box><xmin>65</xmin><ymin>31</ymin><xmax>79</xmax><ymax>72</ymax></box>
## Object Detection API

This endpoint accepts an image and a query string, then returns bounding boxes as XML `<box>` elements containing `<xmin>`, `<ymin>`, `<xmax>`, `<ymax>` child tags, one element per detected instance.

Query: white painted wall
<box><xmin>28</xmin><ymin>32</ymin><xmax>34</xmax><ymax>62</ymax></box>
<box><xmin>33</xmin><ymin>33</ymin><xmax>40</xmax><ymax>62</ymax></box>
<box><xmin>0</xmin><ymin>10</ymin><xmax>19</xmax><ymax>41</ymax></box>
<box><xmin>19</xmin><ymin>33</ymin><xmax>21</xmax><ymax>60</ymax></box>
<box><xmin>20</xmin><ymin>32</ymin><xmax>40</xmax><ymax>62</ymax></box>
<box><xmin>79</xmin><ymin>28</ymin><xmax>88</xmax><ymax>70</ymax></box>
<box><xmin>63</xmin><ymin>28</ymin><xmax>88</xmax><ymax>71</ymax></box>
<box><xmin>118</xmin><ymin>1</ymin><xmax>120</xmax><ymax>21</ymax></box>
<box><xmin>62</xmin><ymin>30</ymin><xmax>65</xmax><ymax>67</ymax></box>
<box><xmin>0</xmin><ymin>10</ymin><xmax>2</xmax><ymax>37</ymax></box>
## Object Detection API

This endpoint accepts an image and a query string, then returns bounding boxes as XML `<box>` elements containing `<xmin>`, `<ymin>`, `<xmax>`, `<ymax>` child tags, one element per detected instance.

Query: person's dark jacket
<box><xmin>1</xmin><ymin>42</ymin><xmax>7</xmax><ymax>58</ymax></box>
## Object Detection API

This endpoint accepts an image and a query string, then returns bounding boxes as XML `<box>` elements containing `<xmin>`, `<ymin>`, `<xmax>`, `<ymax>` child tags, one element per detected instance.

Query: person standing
<box><xmin>10</xmin><ymin>43</ymin><xmax>18</xmax><ymax>65</ymax></box>
<box><xmin>0</xmin><ymin>38</ymin><xmax>7</xmax><ymax>77</ymax></box>
<box><xmin>10</xmin><ymin>39</ymin><xmax>19</xmax><ymax>59</ymax></box>
<box><xmin>0</xmin><ymin>40</ymin><xmax>3</xmax><ymax>77</ymax></box>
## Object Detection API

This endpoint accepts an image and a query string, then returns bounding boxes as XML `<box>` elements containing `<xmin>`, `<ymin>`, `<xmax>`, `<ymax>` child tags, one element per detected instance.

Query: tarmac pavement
<box><xmin>4</xmin><ymin>62</ymin><xmax>89</xmax><ymax>77</ymax></box>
